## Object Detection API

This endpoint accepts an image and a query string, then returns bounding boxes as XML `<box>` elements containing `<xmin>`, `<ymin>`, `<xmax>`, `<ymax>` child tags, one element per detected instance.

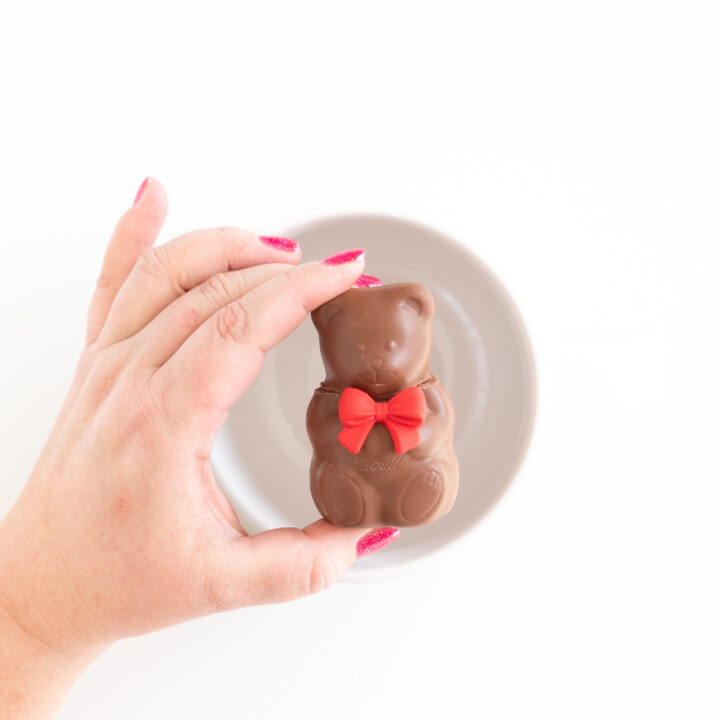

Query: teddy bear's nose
<box><xmin>369</xmin><ymin>357</ymin><xmax>384</xmax><ymax>373</ymax></box>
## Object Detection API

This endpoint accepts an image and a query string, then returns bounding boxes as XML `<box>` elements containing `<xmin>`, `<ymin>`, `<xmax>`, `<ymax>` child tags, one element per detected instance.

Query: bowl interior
<box><xmin>212</xmin><ymin>214</ymin><xmax>536</xmax><ymax>581</ymax></box>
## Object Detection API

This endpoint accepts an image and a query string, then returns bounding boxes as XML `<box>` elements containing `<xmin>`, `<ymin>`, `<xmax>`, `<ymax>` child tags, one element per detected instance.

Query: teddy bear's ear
<box><xmin>312</xmin><ymin>301</ymin><xmax>343</xmax><ymax>329</ymax></box>
<box><xmin>400</xmin><ymin>284</ymin><xmax>433</xmax><ymax>320</ymax></box>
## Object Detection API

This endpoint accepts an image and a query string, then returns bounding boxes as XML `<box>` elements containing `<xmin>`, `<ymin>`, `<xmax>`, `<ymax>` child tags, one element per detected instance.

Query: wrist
<box><xmin>0</xmin><ymin>507</ymin><xmax>107</xmax><ymax>718</ymax></box>
<box><xmin>0</xmin><ymin>601</ymin><xmax>100</xmax><ymax>720</ymax></box>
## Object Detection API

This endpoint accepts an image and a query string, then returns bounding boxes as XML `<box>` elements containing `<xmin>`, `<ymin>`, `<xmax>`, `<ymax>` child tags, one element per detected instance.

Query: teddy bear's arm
<box><xmin>306</xmin><ymin>390</ymin><xmax>343</xmax><ymax>453</ymax></box>
<box><xmin>408</xmin><ymin>383</ymin><xmax>454</xmax><ymax>460</ymax></box>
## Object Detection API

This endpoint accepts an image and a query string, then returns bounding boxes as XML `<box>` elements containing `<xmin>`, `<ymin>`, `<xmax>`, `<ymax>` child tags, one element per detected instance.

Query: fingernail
<box><xmin>354</xmin><ymin>274</ymin><xmax>382</xmax><ymax>288</ymax></box>
<box><xmin>133</xmin><ymin>177</ymin><xmax>151</xmax><ymax>206</ymax></box>
<box><xmin>356</xmin><ymin>527</ymin><xmax>400</xmax><ymax>558</ymax></box>
<box><xmin>259</xmin><ymin>235</ymin><xmax>299</xmax><ymax>252</ymax></box>
<box><xmin>323</xmin><ymin>248</ymin><xmax>365</xmax><ymax>265</ymax></box>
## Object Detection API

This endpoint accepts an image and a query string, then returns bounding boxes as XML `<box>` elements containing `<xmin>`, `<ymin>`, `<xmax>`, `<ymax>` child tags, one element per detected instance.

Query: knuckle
<box><xmin>216</xmin><ymin>225</ymin><xmax>252</xmax><ymax>247</ymax></box>
<box><xmin>95</xmin><ymin>274</ymin><xmax>114</xmax><ymax>290</ymax></box>
<box><xmin>82</xmin><ymin>344</ymin><xmax>127</xmax><ymax>404</ymax></box>
<box><xmin>134</xmin><ymin>246</ymin><xmax>172</xmax><ymax>283</ymax></box>
<box><xmin>215</xmin><ymin>301</ymin><xmax>251</xmax><ymax>344</ymax></box>
<box><xmin>215</xmin><ymin>225</ymin><xmax>240</xmax><ymax>243</ymax></box>
<box><xmin>304</xmin><ymin>545</ymin><xmax>339</xmax><ymax>596</ymax></box>
<box><xmin>179</xmin><ymin>302</ymin><xmax>203</xmax><ymax>332</ymax></box>
<box><xmin>200</xmin><ymin>272</ymin><xmax>247</xmax><ymax>305</ymax></box>
<box><xmin>215</xmin><ymin>226</ymin><xmax>255</xmax><ymax>265</ymax></box>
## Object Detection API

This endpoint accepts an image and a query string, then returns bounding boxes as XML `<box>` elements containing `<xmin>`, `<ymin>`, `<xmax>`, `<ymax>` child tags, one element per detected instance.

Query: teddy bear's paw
<box><xmin>399</xmin><ymin>467</ymin><xmax>444</xmax><ymax>523</ymax></box>
<box><xmin>324</xmin><ymin>469</ymin><xmax>365</xmax><ymax>527</ymax></box>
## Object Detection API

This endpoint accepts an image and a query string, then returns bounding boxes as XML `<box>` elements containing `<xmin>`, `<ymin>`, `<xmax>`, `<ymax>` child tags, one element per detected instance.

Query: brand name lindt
<box><xmin>353</xmin><ymin>452</ymin><xmax>405</xmax><ymax>472</ymax></box>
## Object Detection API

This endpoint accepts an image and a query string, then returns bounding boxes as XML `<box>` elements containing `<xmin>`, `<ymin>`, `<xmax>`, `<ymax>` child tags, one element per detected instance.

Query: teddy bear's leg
<box><xmin>397</xmin><ymin>460</ymin><xmax>449</xmax><ymax>525</ymax></box>
<box><xmin>312</xmin><ymin>462</ymin><xmax>367</xmax><ymax>527</ymax></box>
<box><xmin>309</xmin><ymin>458</ymin><xmax>328</xmax><ymax>518</ymax></box>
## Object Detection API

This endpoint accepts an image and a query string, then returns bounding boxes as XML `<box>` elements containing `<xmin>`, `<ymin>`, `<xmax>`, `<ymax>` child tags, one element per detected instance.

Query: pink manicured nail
<box><xmin>323</xmin><ymin>248</ymin><xmax>365</xmax><ymax>265</ymax></box>
<box><xmin>133</xmin><ymin>177</ymin><xmax>151</xmax><ymax>206</ymax></box>
<box><xmin>354</xmin><ymin>274</ymin><xmax>382</xmax><ymax>288</ymax></box>
<box><xmin>356</xmin><ymin>527</ymin><xmax>400</xmax><ymax>558</ymax></box>
<box><xmin>259</xmin><ymin>235</ymin><xmax>299</xmax><ymax>252</ymax></box>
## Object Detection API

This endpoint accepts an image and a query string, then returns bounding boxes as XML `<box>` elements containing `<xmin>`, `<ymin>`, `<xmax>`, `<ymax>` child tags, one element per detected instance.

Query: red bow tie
<box><xmin>338</xmin><ymin>386</ymin><xmax>427</xmax><ymax>455</ymax></box>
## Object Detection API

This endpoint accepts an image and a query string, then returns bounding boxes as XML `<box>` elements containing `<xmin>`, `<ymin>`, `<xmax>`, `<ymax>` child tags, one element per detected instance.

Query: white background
<box><xmin>1</xmin><ymin>1</ymin><xmax>719</xmax><ymax>718</ymax></box>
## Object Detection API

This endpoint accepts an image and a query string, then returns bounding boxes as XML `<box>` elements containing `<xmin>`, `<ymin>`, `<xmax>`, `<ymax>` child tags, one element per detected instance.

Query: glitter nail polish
<box><xmin>354</xmin><ymin>274</ymin><xmax>382</xmax><ymax>288</ymax></box>
<box><xmin>323</xmin><ymin>248</ymin><xmax>365</xmax><ymax>265</ymax></box>
<box><xmin>356</xmin><ymin>527</ymin><xmax>400</xmax><ymax>558</ymax></box>
<box><xmin>259</xmin><ymin>235</ymin><xmax>299</xmax><ymax>252</ymax></box>
<box><xmin>133</xmin><ymin>177</ymin><xmax>151</xmax><ymax>206</ymax></box>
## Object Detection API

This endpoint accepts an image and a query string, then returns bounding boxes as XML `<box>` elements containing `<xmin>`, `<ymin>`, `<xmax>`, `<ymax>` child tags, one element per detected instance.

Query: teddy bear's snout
<box><xmin>369</xmin><ymin>357</ymin><xmax>384</xmax><ymax>373</ymax></box>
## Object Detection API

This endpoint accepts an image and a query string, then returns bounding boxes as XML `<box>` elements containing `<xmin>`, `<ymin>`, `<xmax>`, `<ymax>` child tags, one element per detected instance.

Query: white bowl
<box><xmin>212</xmin><ymin>214</ymin><xmax>537</xmax><ymax>581</ymax></box>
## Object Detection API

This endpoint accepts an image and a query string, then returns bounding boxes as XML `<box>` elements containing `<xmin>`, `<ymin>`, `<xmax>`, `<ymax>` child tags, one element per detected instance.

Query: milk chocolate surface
<box><xmin>307</xmin><ymin>282</ymin><xmax>458</xmax><ymax>528</ymax></box>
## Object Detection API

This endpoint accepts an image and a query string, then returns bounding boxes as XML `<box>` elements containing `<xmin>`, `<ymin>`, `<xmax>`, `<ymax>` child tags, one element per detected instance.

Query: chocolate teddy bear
<box><xmin>306</xmin><ymin>282</ymin><xmax>458</xmax><ymax>527</ymax></box>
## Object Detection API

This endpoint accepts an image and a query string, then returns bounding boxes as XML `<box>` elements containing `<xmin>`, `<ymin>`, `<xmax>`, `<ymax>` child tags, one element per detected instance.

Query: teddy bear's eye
<box><xmin>385</xmin><ymin>339</ymin><xmax>397</xmax><ymax>350</ymax></box>
<box><xmin>356</xmin><ymin>343</ymin><xmax>366</xmax><ymax>353</ymax></box>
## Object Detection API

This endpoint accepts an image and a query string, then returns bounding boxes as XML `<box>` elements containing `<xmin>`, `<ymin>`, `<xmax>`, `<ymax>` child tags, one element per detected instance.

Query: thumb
<box><xmin>204</xmin><ymin>520</ymin><xmax>400</xmax><ymax>610</ymax></box>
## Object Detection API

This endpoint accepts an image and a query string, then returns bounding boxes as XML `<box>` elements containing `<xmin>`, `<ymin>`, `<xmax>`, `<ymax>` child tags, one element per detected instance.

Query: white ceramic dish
<box><xmin>212</xmin><ymin>214</ymin><xmax>537</xmax><ymax>581</ymax></box>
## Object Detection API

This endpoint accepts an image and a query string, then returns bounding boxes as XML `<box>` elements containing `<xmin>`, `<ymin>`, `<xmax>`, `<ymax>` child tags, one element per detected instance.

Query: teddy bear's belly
<box><xmin>350</xmin><ymin>424</ymin><xmax>403</xmax><ymax>475</ymax></box>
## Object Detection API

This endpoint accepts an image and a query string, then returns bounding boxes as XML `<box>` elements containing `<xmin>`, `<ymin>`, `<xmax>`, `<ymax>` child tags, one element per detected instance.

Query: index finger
<box><xmin>158</xmin><ymin>249</ymin><xmax>365</xmax><ymax>431</ymax></box>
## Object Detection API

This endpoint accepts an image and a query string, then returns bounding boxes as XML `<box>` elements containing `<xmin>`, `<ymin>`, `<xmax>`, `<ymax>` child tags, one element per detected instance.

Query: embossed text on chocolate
<box><xmin>354</xmin><ymin>452</ymin><xmax>406</xmax><ymax>472</ymax></box>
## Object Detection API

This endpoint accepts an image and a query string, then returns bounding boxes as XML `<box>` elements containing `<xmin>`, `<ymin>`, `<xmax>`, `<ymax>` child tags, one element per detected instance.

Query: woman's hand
<box><xmin>0</xmin><ymin>178</ymin><xmax>399</xmax><ymax>718</ymax></box>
